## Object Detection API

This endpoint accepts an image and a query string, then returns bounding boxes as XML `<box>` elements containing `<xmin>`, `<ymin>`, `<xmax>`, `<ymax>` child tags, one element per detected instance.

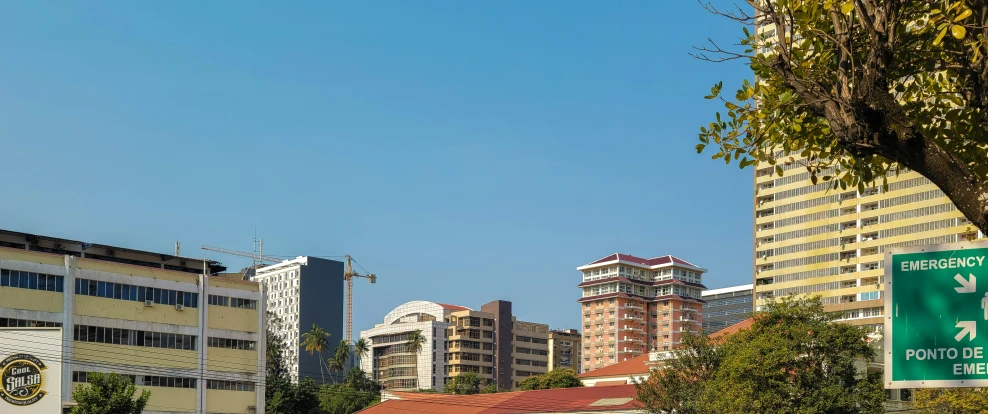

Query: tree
<box><xmin>633</xmin><ymin>296</ymin><xmax>886</xmax><ymax>414</ymax></box>
<box><xmin>266</xmin><ymin>377</ymin><xmax>321</xmax><ymax>414</ymax></box>
<box><xmin>518</xmin><ymin>368</ymin><xmax>583</xmax><ymax>391</ymax></box>
<box><xmin>914</xmin><ymin>388</ymin><xmax>988</xmax><ymax>413</ymax></box>
<box><xmin>445</xmin><ymin>371</ymin><xmax>483</xmax><ymax>395</ymax></box>
<box><xmin>353</xmin><ymin>337</ymin><xmax>370</xmax><ymax>368</ymax></box>
<box><xmin>301</xmin><ymin>323</ymin><xmax>331</xmax><ymax>383</ymax></box>
<box><xmin>330</xmin><ymin>339</ymin><xmax>351</xmax><ymax>381</ymax></box>
<box><xmin>694</xmin><ymin>0</ymin><xmax>988</xmax><ymax>233</ymax></box>
<box><xmin>405</xmin><ymin>329</ymin><xmax>427</xmax><ymax>389</ymax></box>
<box><xmin>319</xmin><ymin>367</ymin><xmax>382</xmax><ymax>414</ymax></box>
<box><xmin>70</xmin><ymin>372</ymin><xmax>150</xmax><ymax>414</ymax></box>
<box><xmin>266</xmin><ymin>311</ymin><xmax>289</xmax><ymax>381</ymax></box>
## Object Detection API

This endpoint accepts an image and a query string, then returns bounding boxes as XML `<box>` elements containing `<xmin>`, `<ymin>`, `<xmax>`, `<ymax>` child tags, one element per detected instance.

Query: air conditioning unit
<box><xmin>144</xmin><ymin>300</ymin><xmax>154</xmax><ymax>307</ymax></box>
<box><xmin>176</xmin><ymin>303</ymin><xmax>185</xmax><ymax>311</ymax></box>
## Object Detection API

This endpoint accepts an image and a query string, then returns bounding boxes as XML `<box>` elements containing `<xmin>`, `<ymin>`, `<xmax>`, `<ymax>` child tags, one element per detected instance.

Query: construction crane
<box><xmin>344</xmin><ymin>255</ymin><xmax>376</xmax><ymax>343</ymax></box>
<box><xmin>202</xmin><ymin>244</ymin><xmax>377</xmax><ymax>343</ymax></box>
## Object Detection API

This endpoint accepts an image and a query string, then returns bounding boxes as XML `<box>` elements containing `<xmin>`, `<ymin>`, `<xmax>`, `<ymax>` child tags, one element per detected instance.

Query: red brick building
<box><xmin>577</xmin><ymin>253</ymin><xmax>706</xmax><ymax>372</ymax></box>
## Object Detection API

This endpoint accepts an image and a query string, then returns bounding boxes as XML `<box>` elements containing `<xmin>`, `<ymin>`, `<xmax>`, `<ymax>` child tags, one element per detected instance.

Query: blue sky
<box><xmin>0</xmin><ymin>2</ymin><xmax>752</xmax><ymax>333</ymax></box>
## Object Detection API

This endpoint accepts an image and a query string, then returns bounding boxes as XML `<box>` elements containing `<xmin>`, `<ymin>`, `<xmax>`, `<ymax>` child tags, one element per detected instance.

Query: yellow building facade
<box><xmin>753</xmin><ymin>164</ymin><xmax>984</xmax><ymax>329</ymax></box>
<box><xmin>0</xmin><ymin>229</ymin><xmax>265</xmax><ymax>414</ymax></box>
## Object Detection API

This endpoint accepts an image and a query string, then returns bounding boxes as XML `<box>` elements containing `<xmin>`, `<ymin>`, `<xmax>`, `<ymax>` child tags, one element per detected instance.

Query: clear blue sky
<box><xmin>0</xmin><ymin>2</ymin><xmax>751</xmax><ymax>334</ymax></box>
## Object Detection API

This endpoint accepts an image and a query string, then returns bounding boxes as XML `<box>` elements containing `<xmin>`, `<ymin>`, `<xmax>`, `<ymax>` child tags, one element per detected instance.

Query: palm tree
<box><xmin>330</xmin><ymin>339</ymin><xmax>351</xmax><ymax>381</ymax></box>
<box><xmin>352</xmin><ymin>337</ymin><xmax>370</xmax><ymax>369</ymax></box>
<box><xmin>405</xmin><ymin>329</ymin><xmax>427</xmax><ymax>389</ymax></box>
<box><xmin>300</xmin><ymin>323</ymin><xmax>330</xmax><ymax>383</ymax></box>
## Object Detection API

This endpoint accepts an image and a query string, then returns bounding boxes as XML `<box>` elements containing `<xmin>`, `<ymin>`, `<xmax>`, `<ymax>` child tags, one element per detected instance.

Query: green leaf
<box><xmin>840</xmin><ymin>2</ymin><xmax>854</xmax><ymax>14</ymax></box>
<box><xmin>695</xmin><ymin>143</ymin><xmax>706</xmax><ymax>153</ymax></box>
<box><xmin>775</xmin><ymin>165</ymin><xmax>784</xmax><ymax>176</ymax></box>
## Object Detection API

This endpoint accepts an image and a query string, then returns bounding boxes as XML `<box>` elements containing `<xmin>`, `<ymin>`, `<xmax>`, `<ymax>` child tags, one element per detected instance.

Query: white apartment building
<box><xmin>251</xmin><ymin>256</ymin><xmax>344</xmax><ymax>383</ymax></box>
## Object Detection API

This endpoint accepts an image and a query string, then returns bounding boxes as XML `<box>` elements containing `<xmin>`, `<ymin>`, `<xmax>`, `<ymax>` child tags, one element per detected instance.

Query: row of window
<box><xmin>879</xmin><ymin>204</ymin><xmax>956</xmax><ymax>225</ymax></box>
<box><xmin>206</xmin><ymin>380</ymin><xmax>255</xmax><ymax>392</ymax></box>
<box><xmin>771</xmin><ymin>181</ymin><xmax>833</xmax><ymax>202</ymax></box>
<box><xmin>515</xmin><ymin>347</ymin><xmax>549</xmax><ymax>356</ymax></box>
<box><xmin>206</xmin><ymin>294</ymin><xmax>257</xmax><ymax>310</ymax></box>
<box><xmin>879</xmin><ymin>189</ymin><xmax>944</xmax><ymax>209</ymax></box>
<box><xmin>0</xmin><ymin>269</ymin><xmax>65</xmax><ymax>292</ymax></box>
<box><xmin>75</xmin><ymin>278</ymin><xmax>199</xmax><ymax>308</ymax></box>
<box><xmin>769</xmin><ymin>253</ymin><xmax>840</xmax><ymax>271</ymax></box>
<box><xmin>841</xmin><ymin>307</ymin><xmax>883</xmax><ymax>320</ymax></box>
<box><xmin>773</xmin><ymin>194</ymin><xmax>841</xmax><ymax>215</ymax></box>
<box><xmin>73</xmin><ymin>324</ymin><xmax>198</xmax><ymax>351</ymax></box>
<box><xmin>515</xmin><ymin>336</ymin><xmax>549</xmax><ymax>345</ymax></box>
<box><xmin>380</xmin><ymin>367</ymin><xmax>418</xmax><ymax>378</ymax></box>
<box><xmin>880</xmin><ymin>235</ymin><xmax>959</xmax><ymax>252</ymax></box>
<box><xmin>771</xmin><ymin>208</ymin><xmax>840</xmax><ymax>230</ymax></box>
<box><xmin>206</xmin><ymin>337</ymin><xmax>257</xmax><ymax>351</ymax></box>
<box><xmin>772</xmin><ymin>223</ymin><xmax>840</xmax><ymax>243</ymax></box>
<box><xmin>0</xmin><ymin>318</ymin><xmax>61</xmax><ymax>328</ymax></box>
<box><xmin>515</xmin><ymin>359</ymin><xmax>548</xmax><ymax>367</ymax></box>
<box><xmin>758</xmin><ymin>237</ymin><xmax>840</xmax><ymax>258</ymax></box>
<box><xmin>879</xmin><ymin>218</ymin><xmax>959</xmax><ymax>239</ymax></box>
<box><xmin>886</xmin><ymin>177</ymin><xmax>932</xmax><ymax>192</ymax></box>
<box><xmin>72</xmin><ymin>372</ymin><xmax>197</xmax><ymax>389</ymax></box>
<box><xmin>773</xmin><ymin>281</ymin><xmax>841</xmax><ymax>297</ymax></box>
<box><xmin>372</xmin><ymin>332</ymin><xmax>415</xmax><ymax>345</ymax></box>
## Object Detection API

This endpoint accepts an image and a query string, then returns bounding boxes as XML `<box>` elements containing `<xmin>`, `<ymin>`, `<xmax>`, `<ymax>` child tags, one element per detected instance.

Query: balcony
<box><xmin>622</xmin><ymin>304</ymin><xmax>644</xmax><ymax>310</ymax></box>
<box><xmin>679</xmin><ymin>307</ymin><xmax>698</xmax><ymax>313</ymax></box>
<box><xmin>621</xmin><ymin>315</ymin><xmax>644</xmax><ymax>321</ymax></box>
<box><xmin>622</xmin><ymin>326</ymin><xmax>644</xmax><ymax>332</ymax></box>
<box><xmin>621</xmin><ymin>337</ymin><xmax>645</xmax><ymax>343</ymax></box>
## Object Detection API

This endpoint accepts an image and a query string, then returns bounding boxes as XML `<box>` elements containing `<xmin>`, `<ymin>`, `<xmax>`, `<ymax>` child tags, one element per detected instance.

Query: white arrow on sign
<box><xmin>955</xmin><ymin>273</ymin><xmax>977</xmax><ymax>293</ymax></box>
<box><xmin>956</xmin><ymin>321</ymin><xmax>977</xmax><ymax>342</ymax></box>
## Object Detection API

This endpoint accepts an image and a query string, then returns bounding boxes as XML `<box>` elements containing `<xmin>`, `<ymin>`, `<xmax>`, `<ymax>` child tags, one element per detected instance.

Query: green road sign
<box><xmin>886</xmin><ymin>242</ymin><xmax>988</xmax><ymax>388</ymax></box>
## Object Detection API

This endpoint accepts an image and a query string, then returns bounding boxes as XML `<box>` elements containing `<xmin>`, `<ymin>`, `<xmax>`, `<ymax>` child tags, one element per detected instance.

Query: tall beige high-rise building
<box><xmin>753</xmin><ymin>164</ymin><xmax>984</xmax><ymax>330</ymax></box>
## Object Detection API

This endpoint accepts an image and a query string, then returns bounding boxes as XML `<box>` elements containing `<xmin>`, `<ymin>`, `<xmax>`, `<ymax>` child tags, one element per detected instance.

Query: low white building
<box><xmin>358</xmin><ymin>301</ymin><xmax>465</xmax><ymax>391</ymax></box>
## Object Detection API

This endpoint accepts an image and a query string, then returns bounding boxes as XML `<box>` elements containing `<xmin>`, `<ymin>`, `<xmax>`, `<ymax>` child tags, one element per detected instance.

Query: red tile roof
<box><xmin>438</xmin><ymin>303</ymin><xmax>470</xmax><ymax>311</ymax></box>
<box><xmin>579</xmin><ymin>353</ymin><xmax>652</xmax><ymax>379</ymax></box>
<box><xmin>586</xmin><ymin>253</ymin><xmax>699</xmax><ymax>268</ymax></box>
<box><xmin>360</xmin><ymin>385</ymin><xmax>638</xmax><ymax>413</ymax></box>
<box><xmin>709</xmin><ymin>317</ymin><xmax>754</xmax><ymax>342</ymax></box>
<box><xmin>591</xmin><ymin>379</ymin><xmax>632</xmax><ymax>387</ymax></box>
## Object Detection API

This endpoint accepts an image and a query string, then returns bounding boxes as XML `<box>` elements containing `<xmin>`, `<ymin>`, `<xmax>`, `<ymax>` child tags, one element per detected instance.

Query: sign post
<box><xmin>886</xmin><ymin>242</ymin><xmax>988</xmax><ymax>388</ymax></box>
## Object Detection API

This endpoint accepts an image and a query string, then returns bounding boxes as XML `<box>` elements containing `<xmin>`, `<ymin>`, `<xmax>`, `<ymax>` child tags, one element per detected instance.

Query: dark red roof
<box><xmin>586</xmin><ymin>253</ymin><xmax>699</xmax><ymax>268</ymax></box>
<box><xmin>438</xmin><ymin>303</ymin><xmax>470</xmax><ymax>311</ymax></box>
<box><xmin>360</xmin><ymin>385</ymin><xmax>638</xmax><ymax>413</ymax></box>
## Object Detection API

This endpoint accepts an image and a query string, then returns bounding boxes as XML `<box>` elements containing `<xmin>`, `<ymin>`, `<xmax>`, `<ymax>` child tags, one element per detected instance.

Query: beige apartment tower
<box><xmin>753</xmin><ymin>164</ymin><xmax>984</xmax><ymax>329</ymax></box>
<box><xmin>547</xmin><ymin>329</ymin><xmax>581</xmax><ymax>373</ymax></box>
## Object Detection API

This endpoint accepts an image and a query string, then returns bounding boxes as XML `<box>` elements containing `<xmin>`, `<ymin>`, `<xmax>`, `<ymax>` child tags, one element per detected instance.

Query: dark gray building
<box><xmin>252</xmin><ymin>256</ymin><xmax>344</xmax><ymax>383</ymax></box>
<box><xmin>701</xmin><ymin>284</ymin><xmax>753</xmax><ymax>335</ymax></box>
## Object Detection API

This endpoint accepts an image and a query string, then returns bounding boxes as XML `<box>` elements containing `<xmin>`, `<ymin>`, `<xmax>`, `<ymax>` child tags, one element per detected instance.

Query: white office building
<box><xmin>251</xmin><ymin>256</ymin><xmax>344</xmax><ymax>383</ymax></box>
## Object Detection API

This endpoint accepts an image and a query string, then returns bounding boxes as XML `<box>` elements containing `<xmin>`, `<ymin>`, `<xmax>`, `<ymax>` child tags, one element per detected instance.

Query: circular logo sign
<box><xmin>0</xmin><ymin>354</ymin><xmax>47</xmax><ymax>406</ymax></box>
